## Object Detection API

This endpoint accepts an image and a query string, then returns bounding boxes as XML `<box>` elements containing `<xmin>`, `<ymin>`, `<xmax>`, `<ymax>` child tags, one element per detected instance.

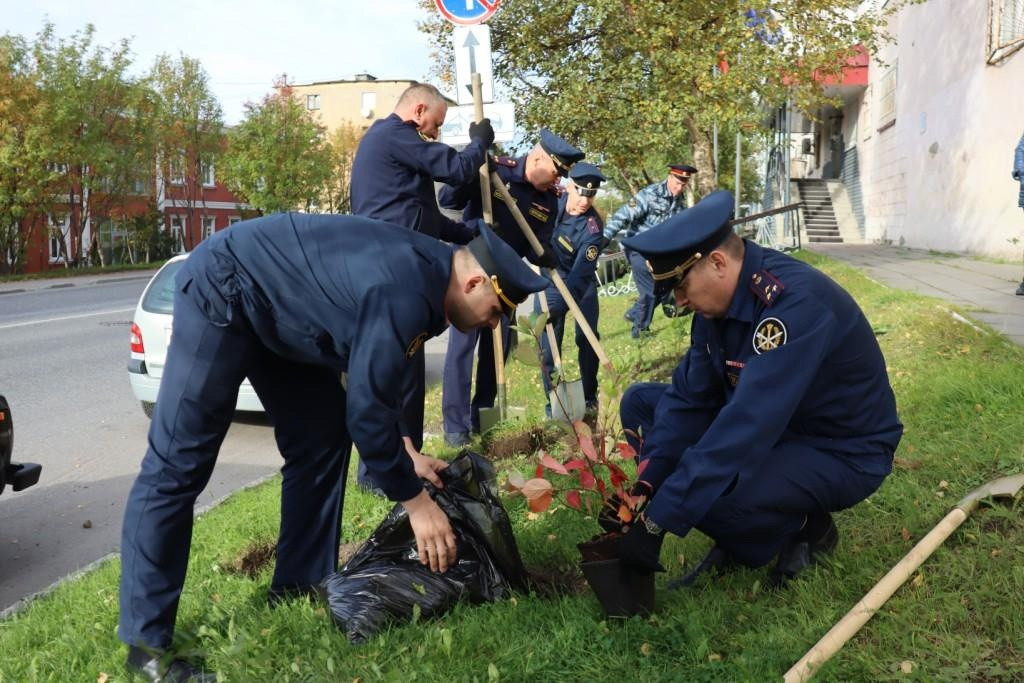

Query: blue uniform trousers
<box><xmin>441</xmin><ymin>316</ymin><xmax>510</xmax><ymax>435</ymax></box>
<box><xmin>625</xmin><ymin>248</ymin><xmax>656</xmax><ymax>331</ymax></box>
<box><xmin>119</xmin><ymin>289</ymin><xmax>349</xmax><ymax>649</ymax></box>
<box><xmin>620</xmin><ymin>383</ymin><xmax>886</xmax><ymax>567</ymax></box>
<box><xmin>537</xmin><ymin>283</ymin><xmax>600</xmax><ymax>408</ymax></box>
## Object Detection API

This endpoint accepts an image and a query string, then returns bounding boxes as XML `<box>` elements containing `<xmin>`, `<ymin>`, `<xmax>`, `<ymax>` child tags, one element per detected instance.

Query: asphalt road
<box><xmin>0</xmin><ymin>272</ymin><xmax>281</xmax><ymax>612</ymax></box>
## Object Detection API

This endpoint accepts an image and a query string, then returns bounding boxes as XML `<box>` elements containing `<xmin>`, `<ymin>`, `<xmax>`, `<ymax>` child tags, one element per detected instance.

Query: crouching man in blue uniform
<box><xmin>537</xmin><ymin>162</ymin><xmax>606</xmax><ymax>417</ymax></box>
<box><xmin>118</xmin><ymin>214</ymin><xmax>547</xmax><ymax>682</ymax></box>
<box><xmin>613</xmin><ymin>191</ymin><xmax>903</xmax><ymax>590</ymax></box>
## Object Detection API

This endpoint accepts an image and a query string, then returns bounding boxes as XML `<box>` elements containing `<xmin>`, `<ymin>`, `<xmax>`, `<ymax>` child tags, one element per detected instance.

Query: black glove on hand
<box><xmin>529</xmin><ymin>244</ymin><xmax>557</xmax><ymax>269</ymax></box>
<box><xmin>599</xmin><ymin>236</ymin><xmax>612</xmax><ymax>252</ymax></box>
<box><xmin>598</xmin><ymin>494</ymin><xmax>624</xmax><ymax>533</ymax></box>
<box><xmin>617</xmin><ymin>513</ymin><xmax>666</xmax><ymax>573</ymax></box>
<box><xmin>469</xmin><ymin>118</ymin><xmax>495</xmax><ymax>148</ymax></box>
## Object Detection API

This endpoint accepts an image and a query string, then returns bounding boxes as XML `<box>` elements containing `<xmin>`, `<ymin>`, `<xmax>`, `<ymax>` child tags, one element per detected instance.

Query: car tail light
<box><xmin>130</xmin><ymin>322</ymin><xmax>145</xmax><ymax>354</ymax></box>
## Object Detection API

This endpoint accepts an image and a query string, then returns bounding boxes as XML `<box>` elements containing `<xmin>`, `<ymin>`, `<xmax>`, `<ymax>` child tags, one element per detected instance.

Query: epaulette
<box><xmin>750</xmin><ymin>269</ymin><xmax>785</xmax><ymax>307</ymax></box>
<box><xmin>494</xmin><ymin>156</ymin><xmax>517</xmax><ymax>168</ymax></box>
<box><xmin>586</xmin><ymin>216</ymin><xmax>600</xmax><ymax>234</ymax></box>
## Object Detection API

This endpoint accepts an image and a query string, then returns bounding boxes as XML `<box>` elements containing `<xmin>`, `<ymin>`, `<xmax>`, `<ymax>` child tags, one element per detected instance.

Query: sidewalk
<box><xmin>0</xmin><ymin>269</ymin><xmax>157</xmax><ymax>295</ymax></box>
<box><xmin>806</xmin><ymin>243</ymin><xmax>1024</xmax><ymax>347</ymax></box>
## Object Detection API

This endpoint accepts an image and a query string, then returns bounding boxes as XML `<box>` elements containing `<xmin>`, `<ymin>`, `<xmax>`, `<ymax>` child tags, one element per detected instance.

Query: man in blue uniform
<box><xmin>613</xmin><ymin>191</ymin><xmax>902</xmax><ymax>590</ymax></box>
<box><xmin>118</xmin><ymin>214</ymin><xmax>547</xmax><ymax>682</ymax></box>
<box><xmin>349</xmin><ymin>82</ymin><xmax>494</xmax><ymax>490</ymax></box>
<box><xmin>603</xmin><ymin>164</ymin><xmax>696</xmax><ymax>338</ymax></box>
<box><xmin>439</xmin><ymin>129</ymin><xmax>584</xmax><ymax>446</ymax></box>
<box><xmin>537</xmin><ymin>162</ymin><xmax>606</xmax><ymax>417</ymax></box>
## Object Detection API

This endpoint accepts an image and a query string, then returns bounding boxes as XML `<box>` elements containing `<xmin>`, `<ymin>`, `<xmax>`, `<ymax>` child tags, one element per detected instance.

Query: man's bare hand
<box><xmin>403</xmin><ymin>437</ymin><xmax>449</xmax><ymax>488</ymax></box>
<box><xmin>402</xmin><ymin>489</ymin><xmax>457</xmax><ymax>572</ymax></box>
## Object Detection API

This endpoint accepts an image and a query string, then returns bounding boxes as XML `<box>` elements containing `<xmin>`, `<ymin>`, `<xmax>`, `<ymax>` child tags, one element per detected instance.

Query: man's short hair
<box><xmin>396</xmin><ymin>82</ymin><xmax>446</xmax><ymax>109</ymax></box>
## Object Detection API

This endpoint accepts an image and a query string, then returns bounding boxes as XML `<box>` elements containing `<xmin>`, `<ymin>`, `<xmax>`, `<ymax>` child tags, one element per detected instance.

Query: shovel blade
<box><xmin>549</xmin><ymin>379</ymin><xmax>586</xmax><ymax>424</ymax></box>
<box><xmin>956</xmin><ymin>472</ymin><xmax>1024</xmax><ymax>512</ymax></box>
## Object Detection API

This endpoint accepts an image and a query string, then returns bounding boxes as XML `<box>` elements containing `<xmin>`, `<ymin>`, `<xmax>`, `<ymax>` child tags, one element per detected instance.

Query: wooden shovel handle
<box><xmin>489</xmin><ymin>171</ymin><xmax>613</xmax><ymax>372</ymax></box>
<box><xmin>534</xmin><ymin>272</ymin><xmax>564</xmax><ymax>371</ymax></box>
<box><xmin>784</xmin><ymin>507</ymin><xmax>968</xmax><ymax>682</ymax></box>
<box><xmin>472</xmin><ymin>74</ymin><xmax>492</xmax><ymax>225</ymax></box>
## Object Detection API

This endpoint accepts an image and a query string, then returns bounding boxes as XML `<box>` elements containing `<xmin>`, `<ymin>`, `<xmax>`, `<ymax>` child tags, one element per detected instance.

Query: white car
<box><xmin>127</xmin><ymin>255</ymin><xmax>265</xmax><ymax>418</ymax></box>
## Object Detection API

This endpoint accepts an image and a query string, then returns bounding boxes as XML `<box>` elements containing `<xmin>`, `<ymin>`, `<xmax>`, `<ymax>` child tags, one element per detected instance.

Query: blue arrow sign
<box><xmin>434</xmin><ymin>0</ymin><xmax>499</xmax><ymax>26</ymax></box>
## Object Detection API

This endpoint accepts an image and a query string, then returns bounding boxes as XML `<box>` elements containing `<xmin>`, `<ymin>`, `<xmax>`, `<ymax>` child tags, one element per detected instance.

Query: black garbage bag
<box><xmin>320</xmin><ymin>451</ymin><xmax>527</xmax><ymax>643</ymax></box>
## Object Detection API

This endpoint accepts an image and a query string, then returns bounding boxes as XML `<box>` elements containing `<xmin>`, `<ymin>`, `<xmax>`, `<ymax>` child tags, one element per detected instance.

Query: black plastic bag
<box><xmin>320</xmin><ymin>451</ymin><xmax>527</xmax><ymax>643</ymax></box>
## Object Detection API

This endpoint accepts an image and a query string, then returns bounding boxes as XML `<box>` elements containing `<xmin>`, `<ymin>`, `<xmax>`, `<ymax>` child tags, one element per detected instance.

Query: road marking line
<box><xmin>0</xmin><ymin>307</ymin><xmax>135</xmax><ymax>330</ymax></box>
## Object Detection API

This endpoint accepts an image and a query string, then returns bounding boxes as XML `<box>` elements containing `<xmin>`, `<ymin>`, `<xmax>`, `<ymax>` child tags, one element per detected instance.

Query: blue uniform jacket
<box><xmin>641</xmin><ymin>241</ymin><xmax>903</xmax><ymax>536</ymax></box>
<box><xmin>546</xmin><ymin>196</ymin><xmax>604</xmax><ymax>316</ymax></box>
<box><xmin>1013</xmin><ymin>132</ymin><xmax>1024</xmax><ymax>209</ymax></box>
<box><xmin>603</xmin><ymin>180</ymin><xmax>687</xmax><ymax>242</ymax></box>
<box><xmin>350</xmin><ymin>113</ymin><xmax>487</xmax><ymax>243</ymax></box>
<box><xmin>438</xmin><ymin>155</ymin><xmax>557</xmax><ymax>261</ymax></box>
<box><xmin>178</xmin><ymin>213</ymin><xmax>453</xmax><ymax>502</ymax></box>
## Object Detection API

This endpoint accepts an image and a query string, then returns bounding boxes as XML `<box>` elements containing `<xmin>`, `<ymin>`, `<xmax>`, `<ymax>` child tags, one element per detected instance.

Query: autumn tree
<box><xmin>320</xmin><ymin>123</ymin><xmax>362</xmax><ymax>214</ymax></box>
<box><xmin>220</xmin><ymin>81</ymin><xmax>334</xmax><ymax>215</ymax></box>
<box><xmin>418</xmin><ymin>1</ymin><xmax>897</xmax><ymax>197</ymax></box>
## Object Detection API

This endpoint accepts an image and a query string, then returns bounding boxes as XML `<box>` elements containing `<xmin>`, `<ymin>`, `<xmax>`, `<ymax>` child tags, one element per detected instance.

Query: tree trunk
<box><xmin>685</xmin><ymin>117</ymin><xmax>716</xmax><ymax>198</ymax></box>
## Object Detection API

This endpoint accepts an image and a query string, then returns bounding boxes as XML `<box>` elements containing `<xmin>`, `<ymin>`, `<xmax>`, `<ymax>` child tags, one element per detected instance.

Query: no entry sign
<box><xmin>433</xmin><ymin>0</ymin><xmax>500</xmax><ymax>25</ymax></box>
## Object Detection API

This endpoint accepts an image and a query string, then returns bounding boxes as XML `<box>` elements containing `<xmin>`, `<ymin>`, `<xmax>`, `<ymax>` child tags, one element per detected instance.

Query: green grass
<box><xmin>0</xmin><ymin>260</ymin><xmax>165</xmax><ymax>283</ymax></box>
<box><xmin>2</xmin><ymin>251</ymin><xmax>1024</xmax><ymax>681</ymax></box>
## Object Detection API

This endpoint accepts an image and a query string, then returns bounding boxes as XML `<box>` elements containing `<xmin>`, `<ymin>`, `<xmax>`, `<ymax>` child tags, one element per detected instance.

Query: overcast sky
<box><xmin>7</xmin><ymin>0</ymin><xmax>443</xmax><ymax>124</ymax></box>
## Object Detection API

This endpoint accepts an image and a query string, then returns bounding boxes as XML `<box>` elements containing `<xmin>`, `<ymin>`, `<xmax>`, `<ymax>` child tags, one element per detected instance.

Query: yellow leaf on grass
<box><xmin>899</xmin><ymin>660</ymin><xmax>914</xmax><ymax>673</ymax></box>
<box><xmin>640</xmin><ymin>642</ymin><xmax>652</xmax><ymax>656</ymax></box>
<box><xmin>97</xmin><ymin>674</ymin><xmax>109</xmax><ymax>683</ymax></box>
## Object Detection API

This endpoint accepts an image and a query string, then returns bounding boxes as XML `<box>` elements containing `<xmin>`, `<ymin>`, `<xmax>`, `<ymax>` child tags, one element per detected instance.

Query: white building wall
<box><xmin>860</xmin><ymin>0</ymin><xmax>1024</xmax><ymax>257</ymax></box>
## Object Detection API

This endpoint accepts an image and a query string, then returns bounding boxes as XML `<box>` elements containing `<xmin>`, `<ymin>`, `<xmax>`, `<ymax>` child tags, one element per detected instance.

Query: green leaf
<box><xmin>513</xmin><ymin>339</ymin><xmax>541</xmax><ymax>366</ymax></box>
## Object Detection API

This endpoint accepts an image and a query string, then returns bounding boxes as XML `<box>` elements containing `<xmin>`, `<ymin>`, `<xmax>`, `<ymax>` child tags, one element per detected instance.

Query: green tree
<box><xmin>150</xmin><ymin>53</ymin><xmax>224</xmax><ymax>251</ymax></box>
<box><xmin>220</xmin><ymin>81</ymin><xmax>334</xmax><ymax>215</ymax></box>
<box><xmin>418</xmin><ymin>1</ymin><xmax>897</xmax><ymax>197</ymax></box>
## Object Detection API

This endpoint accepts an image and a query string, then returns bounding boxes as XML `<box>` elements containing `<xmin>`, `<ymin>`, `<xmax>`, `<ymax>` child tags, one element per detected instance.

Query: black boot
<box><xmin>667</xmin><ymin>546</ymin><xmax>736</xmax><ymax>589</ymax></box>
<box><xmin>126</xmin><ymin>645</ymin><xmax>216</xmax><ymax>683</ymax></box>
<box><xmin>768</xmin><ymin>513</ymin><xmax>839</xmax><ymax>589</ymax></box>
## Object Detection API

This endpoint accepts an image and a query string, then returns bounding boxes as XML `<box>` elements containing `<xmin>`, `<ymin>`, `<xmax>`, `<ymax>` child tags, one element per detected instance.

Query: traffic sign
<box><xmin>453</xmin><ymin>25</ymin><xmax>493</xmax><ymax>105</ymax></box>
<box><xmin>440</xmin><ymin>102</ymin><xmax>515</xmax><ymax>146</ymax></box>
<box><xmin>433</xmin><ymin>0</ymin><xmax>500</xmax><ymax>25</ymax></box>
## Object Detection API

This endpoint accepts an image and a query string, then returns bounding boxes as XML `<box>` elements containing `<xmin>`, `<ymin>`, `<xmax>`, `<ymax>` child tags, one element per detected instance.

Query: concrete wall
<box><xmin>289</xmin><ymin>79</ymin><xmax>413</xmax><ymax>135</ymax></box>
<box><xmin>860</xmin><ymin>0</ymin><xmax>1024</xmax><ymax>257</ymax></box>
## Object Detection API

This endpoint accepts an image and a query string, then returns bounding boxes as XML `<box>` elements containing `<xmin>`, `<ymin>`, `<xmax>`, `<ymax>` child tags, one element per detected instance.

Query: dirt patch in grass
<box><xmin>483</xmin><ymin>423</ymin><xmax>566</xmax><ymax>461</ymax></box>
<box><xmin>525</xmin><ymin>563</ymin><xmax>587</xmax><ymax>599</ymax></box>
<box><xmin>225</xmin><ymin>540</ymin><xmax>365</xmax><ymax>578</ymax></box>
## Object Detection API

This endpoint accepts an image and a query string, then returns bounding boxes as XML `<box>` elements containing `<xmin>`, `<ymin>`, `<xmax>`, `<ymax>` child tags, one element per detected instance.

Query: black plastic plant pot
<box><xmin>578</xmin><ymin>533</ymin><xmax>655</xmax><ymax>618</ymax></box>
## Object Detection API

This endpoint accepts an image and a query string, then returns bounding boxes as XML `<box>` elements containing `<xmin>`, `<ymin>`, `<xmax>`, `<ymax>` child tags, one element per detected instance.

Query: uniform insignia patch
<box><xmin>752</xmin><ymin>317</ymin><xmax>787</xmax><ymax>354</ymax></box>
<box><xmin>585</xmin><ymin>245</ymin><xmax>599</xmax><ymax>261</ymax></box>
<box><xmin>528</xmin><ymin>207</ymin><xmax>551</xmax><ymax>223</ymax></box>
<box><xmin>405</xmin><ymin>332</ymin><xmax>429</xmax><ymax>359</ymax></box>
<box><xmin>495</xmin><ymin>157</ymin><xmax>517</xmax><ymax>167</ymax></box>
<box><xmin>586</xmin><ymin>216</ymin><xmax>600</xmax><ymax>234</ymax></box>
<box><xmin>750</xmin><ymin>269</ymin><xmax>785</xmax><ymax>306</ymax></box>
<box><xmin>558</xmin><ymin>235</ymin><xmax>574</xmax><ymax>252</ymax></box>
<box><xmin>727</xmin><ymin>372</ymin><xmax>739</xmax><ymax>387</ymax></box>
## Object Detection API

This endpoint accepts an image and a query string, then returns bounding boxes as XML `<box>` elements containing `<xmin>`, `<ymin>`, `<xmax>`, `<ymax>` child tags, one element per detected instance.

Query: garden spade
<box><xmin>536</xmin><ymin>279</ymin><xmax>585</xmax><ymax>425</ymax></box>
<box><xmin>784</xmin><ymin>472</ymin><xmax>1024</xmax><ymax>683</ymax></box>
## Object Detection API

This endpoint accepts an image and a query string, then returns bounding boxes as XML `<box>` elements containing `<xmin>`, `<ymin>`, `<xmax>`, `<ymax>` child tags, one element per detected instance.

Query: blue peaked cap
<box><xmin>569</xmin><ymin>162</ymin><xmax>605</xmax><ymax>196</ymax></box>
<box><xmin>621</xmin><ymin>190</ymin><xmax>736</xmax><ymax>296</ymax></box>
<box><xmin>468</xmin><ymin>222</ymin><xmax>550</xmax><ymax>317</ymax></box>
<box><xmin>538</xmin><ymin>129</ymin><xmax>584</xmax><ymax>177</ymax></box>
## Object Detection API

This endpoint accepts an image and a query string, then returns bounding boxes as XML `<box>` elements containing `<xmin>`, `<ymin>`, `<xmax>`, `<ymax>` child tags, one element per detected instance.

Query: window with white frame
<box><xmin>203</xmin><ymin>216</ymin><xmax>216</xmax><ymax>240</ymax></box>
<box><xmin>877</xmin><ymin>63</ymin><xmax>897</xmax><ymax>131</ymax></box>
<box><xmin>169</xmin><ymin>215</ymin><xmax>186</xmax><ymax>253</ymax></box>
<box><xmin>201</xmin><ymin>162</ymin><xmax>215</xmax><ymax>187</ymax></box>
<box><xmin>46</xmin><ymin>162</ymin><xmax>68</xmax><ymax>174</ymax></box>
<box><xmin>306</xmin><ymin>94</ymin><xmax>321</xmax><ymax>110</ymax></box>
<box><xmin>169</xmin><ymin>154</ymin><xmax>185</xmax><ymax>185</ymax></box>
<box><xmin>989</xmin><ymin>0</ymin><xmax>1024</xmax><ymax>63</ymax></box>
<box><xmin>361</xmin><ymin>92</ymin><xmax>376</xmax><ymax>118</ymax></box>
<box><xmin>49</xmin><ymin>215</ymin><xmax>68</xmax><ymax>262</ymax></box>
<box><xmin>228</xmin><ymin>216</ymin><xmax>242</xmax><ymax>226</ymax></box>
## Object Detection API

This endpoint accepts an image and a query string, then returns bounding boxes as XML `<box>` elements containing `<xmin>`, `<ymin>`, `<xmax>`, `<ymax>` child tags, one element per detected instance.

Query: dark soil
<box><xmin>225</xmin><ymin>540</ymin><xmax>365</xmax><ymax>578</ymax></box>
<box><xmin>525</xmin><ymin>563</ymin><xmax>587</xmax><ymax>599</ymax></box>
<box><xmin>483</xmin><ymin>423</ymin><xmax>565</xmax><ymax>460</ymax></box>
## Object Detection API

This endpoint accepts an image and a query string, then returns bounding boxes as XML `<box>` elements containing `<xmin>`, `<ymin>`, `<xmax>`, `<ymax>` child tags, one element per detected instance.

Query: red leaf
<box><xmin>565</xmin><ymin>490</ymin><xmax>582</xmax><ymax>510</ymax></box>
<box><xmin>636</xmin><ymin>458</ymin><xmax>649</xmax><ymax>478</ymax></box>
<box><xmin>616</xmin><ymin>441</ymin><xmax>637</xmax><ymax>460</ymax></box>
<box><xmin>578</xmin><ymin>469</ymin><xmax>596</xmax><ymax>489</ymax></box>
<box><xmin>503</xmin><ymin>471</ymin><xmax>526</xmax><ymax>493</ymax></box>
<box><xmin>617</xmin><ymin>504</ymin><xmax>633</xmax><ymax>523</ymax></box>
<box><xmin>534</xmin><ymin>464</ymin><xmax>544</xmax><ymax>479</ymax></box>
<box><xmin>608</xmin><ymin>463</ymin><xmax>627</xmax><ymax>488</ymax></box>
<box><xmin>540</xmin><ymin>451</ymin><xmax>568</xmax><ymax>475</ymax></box>
<box><xmin>579</xmin><ymin>435</ymin><xmax>599</xmax><ymax>462</ymax></box>
<box><xmin>521</xmin><ymin>478</ymin><xmax>554</xmax><ymax>513</ymax></box>
<box><xmin>595</xmin><ymin>478</ymin><xmax>606</xmax><ymax>494</ymax></box>
<box><xmin>564</xmin><ymin>458</ymin><xmax>587</xmax><ymax>471</ymax></box>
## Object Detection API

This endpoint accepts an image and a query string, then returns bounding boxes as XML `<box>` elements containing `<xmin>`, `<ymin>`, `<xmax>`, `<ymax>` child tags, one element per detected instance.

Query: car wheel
<box><xmin>141</xmin><ymin>401</ymin><xmax>155</xmax><ymax>419</ymax></box>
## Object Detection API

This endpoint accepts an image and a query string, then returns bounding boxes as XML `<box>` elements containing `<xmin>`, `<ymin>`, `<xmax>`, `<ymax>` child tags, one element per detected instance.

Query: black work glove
<box><xmin>599</xmin><ymin>236</ymin><xmax>612</xmax><ymax>252</ymax></box>
<box><xmin>617</xmin><ymin>513</ymin><xmax>666</xmax><ymax>573</ymax></box>
<box><xmin>469</xmin><ymin>118</ymin><xmax>495</xmax><ymax>148</ymax></box>
<box><xmin>528</xmin><ymin>243</ymin><xmax>557</xmax><ymax>269</ymax></box>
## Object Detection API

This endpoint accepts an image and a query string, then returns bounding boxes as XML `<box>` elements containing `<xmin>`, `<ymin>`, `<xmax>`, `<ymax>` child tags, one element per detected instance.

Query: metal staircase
<box><xmin>796</xmin><ymin>179</ymin><xmax>843</xmax><ymax>243</ymax></box>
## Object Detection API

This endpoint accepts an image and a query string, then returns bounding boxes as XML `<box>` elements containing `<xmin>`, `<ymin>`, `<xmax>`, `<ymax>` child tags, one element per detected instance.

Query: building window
<box><xmin>169</xmin><ymin>215</ymin><xmax>186</xmax><ymax>253</ymax></box>
<box><xmin>989</xmin><ymin>0</ymin><xmax>1024</xmax><ymax>63</ymax></box>
<box><xmin>133</xmin><ymin>175</ymin><xmax>147</xmax><ymax>195</ymax></box>
<box><xmin>228</xmin><ymin>216</ymin><xmax>242</xmax><ymax>226</ymax></box>
<box><xmin>46</xmin><ymin>162</ymin><xmax>68</xmax><ymax>174</ymax></box>
<box><xmin>49</xmin><ymin>215</ymin><xmax>68</xmax><ymax>262</ymax></box>
<box><xmin>201</xmin><ymin>162</ymin><xmax>215</xmax><ymax>187</ymax></box>
<box><xmin>203</xmin><ymin>216</ymin><xmax>216</xmax><ymax>240</ymax></box>
<box><xmin>360</xmin><ymin>92</ymin><xmax>376</xmax><ymax>119</ymax></box>
<box><xmin>169</xmin><ymin>154</ymin><xmax>185</xmax><ymax>185</ymax></box>
<box><xmin>306</xmin><ymin>94</ymin><xmax>321</xmax><ymax>110</ymax></box>
<box><xmin>877</xmin><ymin>63</ymin><xmax>897</xmax><ymax>131</ymax></box>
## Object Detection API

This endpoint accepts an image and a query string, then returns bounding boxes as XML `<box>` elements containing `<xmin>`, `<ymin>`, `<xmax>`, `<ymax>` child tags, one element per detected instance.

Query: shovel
<box><xmin>784</xmin><ymin>472</ymin><xmax>1024</xmax><ymax>682</ymax></box>
<box><xmin>536</xmin><ymin>282</ymin><xmax>585</xmax><ymax>424</ymax></box>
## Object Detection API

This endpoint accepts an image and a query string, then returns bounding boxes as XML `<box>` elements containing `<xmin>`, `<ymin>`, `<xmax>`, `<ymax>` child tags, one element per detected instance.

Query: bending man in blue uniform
<box><xmin>118</xmin><ymin>214</ymin><xmax>547</xmax><ymax>683</ymax></box>
<box><xmin>603</xmin><ymin>164</ymin><xmax>695</xmax><ymax>338</ymax></box>
<box><xmin>438</xmin><ymin>129</ymin><xmax>584</xmax><ymax>446</ymax></box>
<box><xmin>349</xmin><ymin>82</ymin><xmax>494</xmax><ymax>491</ymax></box>
<box><xmin>613</xmin><ymin>191</ymin><xmax>903</xmax><ymax>590</ymax></box>
<box><xmin>537</xmin><ymin>162</ymin><xmax>606</xmax><ymax>417</ymax></box>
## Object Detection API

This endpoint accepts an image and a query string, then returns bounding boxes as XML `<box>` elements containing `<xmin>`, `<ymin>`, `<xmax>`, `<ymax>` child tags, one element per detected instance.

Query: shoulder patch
<box><xmin>495</xmin><ymin>156</ymin><xmax>517</xmax><ymax>167</ymax></box>
<box><xmin>585</xmin><ymin>245</ymin><xmax>599</xmax><ymax>262</ymax></box>
<box><xmin>749</xmin><ymin>269</ymin><xmax>785</xmax><ymax>307</ymax></box>
<box><xmin>405</xmin><ymin>332</ymin><xmax>429</xmax><ymax>359</ymax></box>
<box><xmin>586</xmin><ymin>216</ymin><xmax>600</xmax><ymax>234</ymax></box>
<box><xmin>752</xmin><ymin>317</ymin><xmax>787</xmax><ymax>354</ymax></box>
